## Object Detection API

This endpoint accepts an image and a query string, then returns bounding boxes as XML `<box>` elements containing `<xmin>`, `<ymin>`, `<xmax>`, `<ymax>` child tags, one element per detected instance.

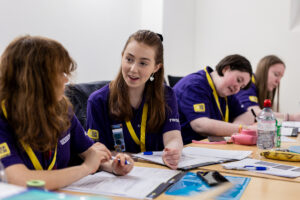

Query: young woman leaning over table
<box><xmin>235</xmin><ymin>55</ymin><xmax>300</xmax><ymax>121</ymax></box>
<box><xmin>0</xmin><ymin>36</ymin><xmax>133</xmax><ymax>190</ymax></box>
<box><xmin>86</xmin><ymin>30</ymin><xmax>183</xmax><ymax>169</ymax></box>
<box><xmin>173</xmin><ymin>54</ymin><xmax>256</xmax><ymax>144</ymax></box>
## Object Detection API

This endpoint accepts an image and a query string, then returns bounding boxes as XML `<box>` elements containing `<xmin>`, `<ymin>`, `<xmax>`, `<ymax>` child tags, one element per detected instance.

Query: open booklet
<box><xmin>133</xmin><ymin>147</ymin><xmax>252</xmax><ymax>170</ymax></box>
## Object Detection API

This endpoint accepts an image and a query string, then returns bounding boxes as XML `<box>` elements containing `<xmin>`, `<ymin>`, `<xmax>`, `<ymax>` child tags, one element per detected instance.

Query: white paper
<box><xmin>0</xmin><ymin>182</ymin><xmax>26</xmax><ymax>198</ymax></box>
<box><xmin>133</xmin><ymin>147</ymin><xmax>252</xmax><ymax>170</ymax></box>
<box><xmin>63</xmin><ymin>166</ymin><xmax>180</xmax><ymax>199</ymax></box>
<box><xmin>282</xmin><ymin>121</ymin><xmax>300</xmax><ymax>132</ymax></box>
<box><xmin>222</xmin><ymin>158</ymin><xmax>300</xmax><ymax>178</ymax></box>
<box><xmin>281</xmin><ymin>136</ymin><xmax>297</xmax><ymax>142</ymax></box>
<box><xmin>280</xmin><ymin>127</ymin><xmax>294</xmax><ymax>136</ymax></box>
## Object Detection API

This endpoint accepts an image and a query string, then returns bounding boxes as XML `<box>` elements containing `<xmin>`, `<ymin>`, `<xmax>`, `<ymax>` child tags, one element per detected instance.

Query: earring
<box><xmin>149</xmin><ymin>73</ymin><xmax>154</xmax><ymax>82</ymax></box>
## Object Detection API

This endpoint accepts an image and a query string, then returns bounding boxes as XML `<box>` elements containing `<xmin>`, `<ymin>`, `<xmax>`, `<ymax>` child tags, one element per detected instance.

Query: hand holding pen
<box><xmin>111</xmin><ymin>153</ymin><xmax>134</xmax><ymax>176</ymax></box>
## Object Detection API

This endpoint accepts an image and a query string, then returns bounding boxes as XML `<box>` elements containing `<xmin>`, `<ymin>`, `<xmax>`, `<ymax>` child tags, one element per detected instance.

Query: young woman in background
<box><xmin>173</xmin><ymin>54</ymin><xmax>255</xmax><ymax>144</ymax></box>
<box><xmin>235</xmin><ymin>55</ymin><xmax>300</xmax><ymax>121</ymax></box>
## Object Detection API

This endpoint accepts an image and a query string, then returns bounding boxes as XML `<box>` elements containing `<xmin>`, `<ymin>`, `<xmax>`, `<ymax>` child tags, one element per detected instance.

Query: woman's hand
<box><xmin>82</xmin><ymin>142</ymin><xmax>112</xmax><ymax>174</ymax></box>
<box><xmin>162</xmin><ymin>147</ymin><xmax>181</xmax><ymax>170</ymax></box>
<box><xmin>111</xmin><ymin>153</ymin><xmax>134</xmax><ymax>176</ymax></box>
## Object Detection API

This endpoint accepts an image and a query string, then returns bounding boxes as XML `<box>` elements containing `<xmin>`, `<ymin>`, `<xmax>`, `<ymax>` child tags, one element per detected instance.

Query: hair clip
<box><xmin>156</xmin><ymin>33</ymin><xmax>163</xmax><ymax>42</ymax></box>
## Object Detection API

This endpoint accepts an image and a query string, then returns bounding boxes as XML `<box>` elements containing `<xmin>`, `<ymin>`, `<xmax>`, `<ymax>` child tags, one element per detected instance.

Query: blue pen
<box><xmin>111</xmin><ymin>156</ymin><xmax>131</xmax><ymax>165</ymax></box>
<box><xmin>143</xmin><ymin>151</ymin><xmax>164</xmax><ymax>156</ymax></box>
<box><xmin>243</xmin><ymin>165</ymin><xmax>268</xmax><ymax>171</ymax></box>
<box><xmin>224</xmin><ymin>165</ymin><xmax>268</xmax><ymax>171</ymax></box>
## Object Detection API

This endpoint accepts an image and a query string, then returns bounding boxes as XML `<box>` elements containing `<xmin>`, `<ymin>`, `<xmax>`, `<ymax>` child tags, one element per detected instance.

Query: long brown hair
<box><xmin>255</xmin><ymin>55</ymin><xmax>285</xmax><ymax>111</ymax></box>
<box><xmin>0</xmin><ymin>35</ymin><xmax>76</xmax><ymax>151</ymax></box>
<box><xmin>109</xmin><ymin>30</ymin><xmax>165</xmax><ymax>133</ymax></box>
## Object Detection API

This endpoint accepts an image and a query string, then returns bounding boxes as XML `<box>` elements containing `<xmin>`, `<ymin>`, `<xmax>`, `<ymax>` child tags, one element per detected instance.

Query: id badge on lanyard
<box><xmin>112</xmin><ymin>124</ymin><xmax>126</xmax><ymax>152</ymax></box>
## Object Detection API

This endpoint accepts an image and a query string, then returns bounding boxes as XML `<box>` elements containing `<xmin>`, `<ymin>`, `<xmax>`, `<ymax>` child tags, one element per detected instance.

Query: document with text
<box><xmin>63</xmin><ymin>166</ymin><xmax>181</xmax><ymax>199</ymax></box>
<box><xmin>133</xmin><ymin>147</ymin><xmax>252</xmax><ymax>170</ymax></box>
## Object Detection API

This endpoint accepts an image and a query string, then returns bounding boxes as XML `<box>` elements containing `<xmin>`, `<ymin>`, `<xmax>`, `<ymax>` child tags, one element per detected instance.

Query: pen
<box><xmin>223</xmin><ymin>165</ymin><xmax>268</xmax><ymax>171</ymax></box>
<box><xmin>250</xmin><ymin>108</ymin><xmax>257</xmax><ymax>123</ymax></box>
<box><xmin>143</xmin><ymin>151</ymin><xmax>164</xmax><ymax>156</ymax></box>
<box><xmin>111</xmin><ymin>156</ymin><xmax>131</xmax><ymax>165</ymax></box>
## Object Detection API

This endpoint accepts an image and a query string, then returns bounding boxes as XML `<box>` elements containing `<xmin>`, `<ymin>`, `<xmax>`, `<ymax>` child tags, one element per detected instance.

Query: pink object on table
<box><xmin>231</xmin><ymin>129</ymin><xmax>257</xmax><ymax>145</ymax></box>
<box><xmin>192</xmin><ymin>140</ymin><xmax>227</xmax><ymax>144</ymax></box>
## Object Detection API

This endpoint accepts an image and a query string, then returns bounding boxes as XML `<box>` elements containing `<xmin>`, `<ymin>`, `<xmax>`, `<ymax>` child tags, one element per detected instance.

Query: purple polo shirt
<box><xmin>0</xmin><ymin>114</ymin><xmax>93</xmax><ymax>169</ymax></box>
<box><xmin>86</xmin><ymin>84</ymin><xmax>181</xmax><ymax>153</ymax></box>
<box><xmin>235</xmin><ymin>82</ymin><xmax>259</xmax><ymax>110</ymax></box>
<box><xmin>173</xmin><ymin>66</ymin><xmax>246</xmax><ymax>144</ymax></box>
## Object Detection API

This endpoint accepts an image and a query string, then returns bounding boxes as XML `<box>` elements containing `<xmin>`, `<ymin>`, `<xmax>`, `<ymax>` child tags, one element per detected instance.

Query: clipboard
<box><xmin>146</xmin><ymin>171</ymin><xmax>187</xmax><ymax>199</ymax></box>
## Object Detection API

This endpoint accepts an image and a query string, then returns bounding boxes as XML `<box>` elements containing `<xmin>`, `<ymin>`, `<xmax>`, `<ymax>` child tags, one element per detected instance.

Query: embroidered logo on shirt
<box><xmin>60</xmin><ymin>133</ymin><xmax>70</xmax><ymax>145</ymax></box>
<box><xmin>169</xmin><ymin>118</ymin><xmax>179</xmax><ymax>123</ymax></box>
<box><xmin>87</xmin><ymin>129</ymin><xmax>99</xmax><ymax>140</ymax></box>
<box><xmin>249</xmin><ymin>96</ymin><xmax>258</xmax><ymax>103</ymax></box>
<box><xmin>193</xmin><ymin>103</ymin><xmax>205</xmax><ymax>112</ymax></box>
<box><xmin>0</xmin><ymin>142</ymin><xmax>10</xmax><ymax>159</ymax></box>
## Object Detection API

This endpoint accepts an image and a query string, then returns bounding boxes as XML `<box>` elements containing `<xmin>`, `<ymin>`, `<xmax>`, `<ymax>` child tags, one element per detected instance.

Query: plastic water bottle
<box><xmin>0</xmin><ymin>160</ymin><xmax>7</xmax><ymax>182</ymax></box>
<box><xmin>257</xmin><ymin>99</ymin><xmax>276</xmax><ymax>150</ymax></box>
<box><xmin>112</xmin><ymin>124</ymin><xmax>126</xmax><ymax>152</ymax></box>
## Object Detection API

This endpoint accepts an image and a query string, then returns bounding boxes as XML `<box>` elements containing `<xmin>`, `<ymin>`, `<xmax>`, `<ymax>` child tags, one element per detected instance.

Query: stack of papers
<box><xmin>134</xmin><ymin>147</ymin><xmax>252</xmax><ymax>170</ymax></box>
<box><xmin>282</xmin><ymin>121</ymin><xmax>300</xmax><ymax>132</ymax></box>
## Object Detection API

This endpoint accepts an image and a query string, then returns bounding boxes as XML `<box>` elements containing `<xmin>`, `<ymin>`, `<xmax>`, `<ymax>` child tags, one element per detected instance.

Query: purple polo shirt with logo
<box><xmin>235</xmin><ymin>82</ymin><xmax>259</xmax><ymax>110</ymax></box>
<box><xmin>173</xmin><ymin>66</ymin><xmax>246</xmax><ymax>144</ymax></box>
<box><xmin>86</xmin><ymin>84</ymin><xmax>181</xmax><ymax>153</ymax></box>
<box><xmin>0</xmin><ymin>113</ymin><xmax>93</xmax><ymax>169</ymax></box>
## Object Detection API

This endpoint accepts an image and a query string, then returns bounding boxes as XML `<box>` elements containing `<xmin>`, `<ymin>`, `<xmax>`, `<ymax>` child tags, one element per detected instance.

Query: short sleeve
<box><xmin>179</xmin><ymin>84</ymin><xmax>212</xmax><ymax>123</ymax></box>
<box><xmin>0</xmin><ymin>120</ymin><xmax>24</xmax><ymax>168</ymax></box>
<box><xmin>235</xmin><ymin>83</ymin><xmax>259</xmax><ymax>110</ymax></box>
<box><xmin>69</xmin><ymin>114</ymin><xmax>94</xmax><ymax>154</ymax></box>
<box><xmin>161</xmin><ymin>87</ymin><xmax>181</xmax><ymax>133</ymax></box>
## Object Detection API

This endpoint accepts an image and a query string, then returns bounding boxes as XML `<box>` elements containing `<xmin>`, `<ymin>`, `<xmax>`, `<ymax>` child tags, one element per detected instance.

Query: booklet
<box><xmin>63</xmin><ymin>166</ymin><xmax>185</xmax><ymax>199</ymax></box>
<box><xmin>133</xmin><ymin>147</ymin><xmax>252</xmax><ymax>170</ymax></box>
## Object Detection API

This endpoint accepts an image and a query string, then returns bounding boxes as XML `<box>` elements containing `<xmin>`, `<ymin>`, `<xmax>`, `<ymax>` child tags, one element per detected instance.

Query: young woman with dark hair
<box><xmin>173</xmin><ymin>54</ymin><xmax>255</xmax><ymax>144</ymax></box>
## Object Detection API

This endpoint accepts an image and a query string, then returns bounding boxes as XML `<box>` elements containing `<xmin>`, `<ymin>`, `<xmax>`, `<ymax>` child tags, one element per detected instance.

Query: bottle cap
<box><xmin>26</xmin><ymin>180</ymin><xmax>45</xmax><ymax>189</ymax></box>
<box><xmin>263</xmin><ymin>99</ymin><xmax>272</xmax><ymax>108</ymax></box>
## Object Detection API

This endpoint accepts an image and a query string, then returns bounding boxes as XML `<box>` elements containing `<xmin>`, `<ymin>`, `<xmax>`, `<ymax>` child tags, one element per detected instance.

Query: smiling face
<box><xmin>121</xmin><ymin>40</ymin><xmax>160</xmax><ymax>91</ymax></box>
<box><xmin>267</xmin><ymin>63</ymin><xmax>285</xmax><ymax>92</ymax></box>
<box><xmin>217</xmin><ymin>66</ymin><xmax>251</xmax><ymax>97</ymax></box>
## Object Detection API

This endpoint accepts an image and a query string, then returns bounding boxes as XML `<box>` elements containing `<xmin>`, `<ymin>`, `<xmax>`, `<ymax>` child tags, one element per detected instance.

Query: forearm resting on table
<box><xmin>190</xmin><ymin>117</ymin><xmax>242</xmax><ymax>137</ymax></box>
<box><xmin>163</xmin><ymin>130</ymin><xmax>183</xmax><ymax>151</ymax></box>
<box><xmin>5</xmin><ymin>163</ymin><xmax>91</xmax><ymax>190</ymax></box>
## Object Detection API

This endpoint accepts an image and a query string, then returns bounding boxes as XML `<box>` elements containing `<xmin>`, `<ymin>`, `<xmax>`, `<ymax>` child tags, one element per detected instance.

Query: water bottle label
<box><xmin>112</xmin><ymin>124</ymin><xmax>126</xmax><ymax>152</ymax></box>
<box><xmin>257</xmin><ymin>121</ymin><xmax>276</xmax><ymax>131</ymax></box>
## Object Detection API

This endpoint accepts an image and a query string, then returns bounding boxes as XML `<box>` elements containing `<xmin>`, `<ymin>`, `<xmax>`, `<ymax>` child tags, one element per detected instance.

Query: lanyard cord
<box><xmin>1</xmin><ymin>101</ymin><xmax>57</xmax><ymax>170</ymax></box>
<box><xmin>125</xmin><ymin>103</ymin><xmax>148</xmax><ymax>152</ymax></box>
<box><xmin>204</xmin><ymin>67</ymin><xmax>229</xmax><ymax>122</ymax></box>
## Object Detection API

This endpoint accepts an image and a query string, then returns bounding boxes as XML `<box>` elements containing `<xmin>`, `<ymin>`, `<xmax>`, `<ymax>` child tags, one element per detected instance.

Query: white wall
<box><xmin>1</xmin><ymin>0</ymin><xmax>300</xmax><ymax>113</ymax></box>
<box><xmin>194</xmin><ymin>0</ymin><xmax>300</xmax><ymax>113</ymax></box>
<box><xmin>0</xmin><ymin>0</ymin><xmax>143</xmax><ymax>82</ymax></box>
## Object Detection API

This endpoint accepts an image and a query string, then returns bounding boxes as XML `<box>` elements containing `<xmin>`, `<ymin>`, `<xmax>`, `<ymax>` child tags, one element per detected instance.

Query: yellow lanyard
<box><xmin>125</xmin><ymin>103</ymin><xmax>148</xmax><ymax>152</ymax></box>
<box><xmin>251</xmin><ymin>75</ymin><xmax>256</xmax><ymax>84</ymax></box>
<box><xmin>204</xmin><ymin>67</ymin><xmax>229</xmax><ymax>122</ymax></box>
<box><xmin>1</xmin><ymin>101</ymin><xmax>57</xmax><ymax>170</ymax></box>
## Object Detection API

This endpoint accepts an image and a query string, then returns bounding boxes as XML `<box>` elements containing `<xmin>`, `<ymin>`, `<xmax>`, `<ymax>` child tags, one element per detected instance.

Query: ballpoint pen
<box><xmin>223</xmin><ymin>165</ymin><xmax>268</xmax><ymax>171</ymax></box>
<box><xmin>143</xmin><ymin>151</ymin><xmax>164</xmax><ymax>156</ymax></box>
<box><xmin>251</xmin><ymin>108</ymin><xmax>257</xmax><ymax>123</ymax></box>
<box><xmin>111</xmin><ymin>156</ymin><xmax>131</xmax><ymax>165</ymax></box>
